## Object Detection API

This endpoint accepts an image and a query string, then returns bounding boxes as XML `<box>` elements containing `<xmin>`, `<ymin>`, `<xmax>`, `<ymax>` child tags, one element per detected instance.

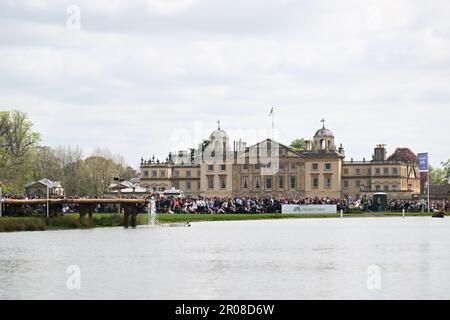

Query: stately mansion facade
<box><xmin>139</xmin><ymin>122</ymin><xmax>421</xmax><ymax>200</ymax></box>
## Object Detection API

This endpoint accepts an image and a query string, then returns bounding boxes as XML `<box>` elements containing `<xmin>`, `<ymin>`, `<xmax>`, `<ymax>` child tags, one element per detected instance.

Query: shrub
<box><xmin>46</xmin><ymin>216</ymin><xmax>81</xmax><ymax>229</ymax></box>
<box><xmin>93</xmin><ymin>214</ymin><xmax>124</xmax><ymax>227</ymax></box>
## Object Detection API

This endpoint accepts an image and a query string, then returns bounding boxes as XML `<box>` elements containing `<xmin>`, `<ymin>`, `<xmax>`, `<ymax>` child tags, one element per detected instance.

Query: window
<box><xmin>173</xmin><ymin>170</ymin><xmax>179</xmax><ymax>177</ymax></box>
<box><xmin>383</xmin><ymin>167</ymin><xmax>389</xmax><ymax>175</ymax></box>
<box><xmin>375</xmin><ymin>168</ymin><xmax>380</xmax><ymax>174</ymax></box>
<box><xmin>324</xmin><ymin>176</ymin><xmax>332</xmax><ymax>188</ymax></box>
<box><xmin>173</xmin><ymin>182</ymin><xmax>180</xmax><ymax>189</ymax></box>
<box><xmin>312</xmin><ymin>163</ymin><xmax>318</xmax><ymax>171</ymax></box>
<box><xmin>208</xmin><ymin>165</ymin><xmax>214</xmax><ymax>171</ymax></box>
<box><xmin>220</xmin><ymin>164</ymin><xmax>226</xmax><ymax>171</ymax></box>
<box><xmin>265</xmin><ymin>177</ymin><xmax>272</xmax><ymax>189</ymax></box>
<box><xmin>290</xmin><ymin>176</ymin><xmax>296</xmax><ymax>189</ymax></box>
<box><xmin>143</xmin><ymin>170</ymin><xmax>149</xmax><ymax>177</ymax></box>
<box><xmin>242</xmin><ymin>164</ymin><xmax>249</xmax><ymax>171</ymax></box>
<box><xmin>160</xmin><ymin>170</ymin><xmax>165</xmax><ymax>177</ymax></box>
<box><xmin>186</xmin><ymin>171</ymin><xmax>191</xmax><ymax>178</ymax></box>
<box><xmin>186</xmin><ymin>181</ymin><xmax>192</xmax><ymax>190</ymax></box>
<box><xmin>219</xmin><ymin>176</ymin><xmax>226</xmax><ymax>189</ymax></box>
<box><xmin>290</xmin><ymin>163</ymin><xmax>296</xmax><ymax>171</ymax></box>
<box><xmin>344</xmin><ymin>168</ymin><xmax>349</xmax><ymax>175</ymax></box>
<box><xmin>277</xmin><ymin>176</ymin><xmax>284</xmax><ymax>189</ymax></box>
<box><xmin>254</xmin><ymin>164</ymin><xmax>260</xmax><ymax>170</ymax></box>
<box><xmin>312</xmin><ymin>176</ymin><xmax>319</xmax><ymax>188</ymax></box>
<box><xmin>384</xmin><ymin>185</ymin><xmax>389</xmax><ymax>191</ymax></box>
<box><xmin>242</xmin><ymin>177</ymin><xmax>248</xmax><ymax>189</ymax></box>
<box><xmin>254</xmin><ymin>177</ymin><xmax>260</xmax><ymax>189</ymax></box>
<box><xmin>151</xmin><ymin>170</ymin><xmax>157</xmax><ymax>177</ymax></box>
<box><xmin>392</xmin><ymin>167</ymin><xmax>398</xmax><ymax>175</ymax></box>
<box><xmin>356</xmin><ymin>168</ymin><xmax>361</xmax><ymax>175</ymax></box>
<box><xmin>368</xmin><ymin>168</ymin><xmax>372</xmax><ymax>175</ymax></box>
<box><xmin>344</xmin><ymin>180</ymin><xmax>349</xmax><ymax>188</ymax></box>
<box><xmin>325</xmin><ymin>163</ymin><xmax>331</xmax><ymax>171</ymax></box>
<box><xmin>356</xmin><ymin>180</ymin><xmax>361</xmax><ymax>188</ymax></box>
<box><xmin>376</xmin><ymin>185</ymin><xmax>381</xmax><ymax>191</ymax></box>
<box><xmin>279</xmin><ymin>163</ymin><xmax>285</xmax><ymax>170</ymax></box>
<box><xmin>207</xmin><ymin>176</ymin><xmax>214</xmax><ymax>189</ymax></box>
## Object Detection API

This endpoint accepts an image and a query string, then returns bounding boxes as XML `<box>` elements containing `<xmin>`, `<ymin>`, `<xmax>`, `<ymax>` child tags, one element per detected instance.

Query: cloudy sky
<box><xmin>0</xmin><ymin>0</ymin><xmax>449</xmax><ymax>168</ymax></box>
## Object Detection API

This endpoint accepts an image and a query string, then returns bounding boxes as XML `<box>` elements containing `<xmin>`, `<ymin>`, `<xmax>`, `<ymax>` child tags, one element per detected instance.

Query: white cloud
<box><xmin>146</xmin><ymin>0</ymin><xmax>199</xmax><ymax>15</ymax></box>
<box><xmin>0</xmin><ymin>0</ymin><xmax>449</xmax><ymax>168</ymax></box>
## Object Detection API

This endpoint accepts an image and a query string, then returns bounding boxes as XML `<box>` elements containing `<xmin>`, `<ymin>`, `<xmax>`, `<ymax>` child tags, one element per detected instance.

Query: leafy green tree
<box><xmin>428</xmin><ymin>164</ymin><xmax>448</xmax><ymax>186</ymax></box>
<box><xmin>0</xmin><ymin>110</ymin><xmax>40</xmax><ymax>168</ymax></box>
<box><xmin>0</xmin><ymin>110</ymin><xmax>40</xmax><ymax>193</ymax></box>
<box><xmin>290</xmin><ymin>138</ymin><xmax>307</xmax><ymax>151</ymax></box>
<box><xmin>442</xmin><ymin>159</ymin><xmax>450</xmax><ymax>183</ymax></box>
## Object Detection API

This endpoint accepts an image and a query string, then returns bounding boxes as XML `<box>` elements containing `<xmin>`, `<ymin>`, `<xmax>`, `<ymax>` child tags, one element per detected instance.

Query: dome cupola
<box><xmin>209</xmin><ymin>120</ymin><xmax>230</xmax><ymax>152</ymax></box>
<box><xmin>312</xmin><ymin>119</ymin><xmax>336</xmax><ymax>152</ymax></box>
<box><xmin>314</xmin><ymin>127</ymin><xmax>334</xmax><ymax>138</ymax></box>
<box><xmin>210</xmin><ymin>121</ymin><xmax>229</xmax><ymax>141</ymax></box>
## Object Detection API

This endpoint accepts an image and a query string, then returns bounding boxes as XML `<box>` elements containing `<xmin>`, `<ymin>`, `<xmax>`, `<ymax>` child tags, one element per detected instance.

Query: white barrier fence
<box><xmin>282</xmin><ymin>204</ymin><xmax>337</xmax><ymax>214</ymax></box>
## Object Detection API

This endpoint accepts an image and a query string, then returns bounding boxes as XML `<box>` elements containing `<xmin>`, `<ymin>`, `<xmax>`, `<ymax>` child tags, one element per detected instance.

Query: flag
<box><xmin>269</xmin><ymin>107</ymin><xmax>274</xmax><ymax>117</ymax></box>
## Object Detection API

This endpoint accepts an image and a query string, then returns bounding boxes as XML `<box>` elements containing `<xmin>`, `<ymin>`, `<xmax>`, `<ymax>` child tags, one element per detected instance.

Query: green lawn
<box><xmin>0</xmin><ymin>211</ymin><xmax>443</xmax><ymax>232</ymax></box>
<box><xmin>156</xmin><ymin>212</ymin><xmax>437</xmax><ymax>223</ymax></box>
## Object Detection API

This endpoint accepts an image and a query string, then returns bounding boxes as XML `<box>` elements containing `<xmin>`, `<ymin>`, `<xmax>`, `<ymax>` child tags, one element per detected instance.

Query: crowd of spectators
<box><xmin>1</xmin><ymin>193</ymin><xmax>448</xmax><ymax>215</ymax></box>
<box><xmin>388</xmin><ymin>199</ymin><xmax>448</xmax><ymax>212</ymax></box>
<box><xmin>154</xmin><ymin>196</ymin><xmax>449</xmax><ymax>214</ymax></box>
<box><xmin>0</xmin><ymin>193</ymin><xmax>144</xmax><ymax>216</ymax></box>
<box><xmin>155</xmin><ymin>196</ymin><xmax>350</xmax><ymax>214</ymax></box>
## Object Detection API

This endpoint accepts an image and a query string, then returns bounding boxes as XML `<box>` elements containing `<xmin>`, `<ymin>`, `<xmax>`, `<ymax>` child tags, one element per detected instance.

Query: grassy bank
<box><xmin>156</xmin><ymin>212</ymin><xmax>437</xmax><ymax>223</ymax></box>
<box><xmin>0</xmin><ymin>214</ymin><xmax>149</xmax><ymax>232</ymax></box>
<box><xmin>0</xmin><ymin>217</ymin><xmax>47</xmax><ymax>232</ymax></box>
<box><xmin>0</xmin><ymin>212</ymin><xmax>443</xmax><ymax>232</ymax></box>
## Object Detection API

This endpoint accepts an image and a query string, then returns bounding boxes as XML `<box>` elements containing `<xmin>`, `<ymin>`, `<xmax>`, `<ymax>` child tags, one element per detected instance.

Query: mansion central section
<box><xmin>140</xmin><ymin>123</ymin><xmax>420</xmax><ymax>200</ymax></box>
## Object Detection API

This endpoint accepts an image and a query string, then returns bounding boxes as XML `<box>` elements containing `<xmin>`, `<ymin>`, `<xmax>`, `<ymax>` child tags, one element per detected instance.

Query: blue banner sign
<box><xmin>418</xmin><ymin>153</ymin><xmax>428</xmax><ymax>172</ymax></box>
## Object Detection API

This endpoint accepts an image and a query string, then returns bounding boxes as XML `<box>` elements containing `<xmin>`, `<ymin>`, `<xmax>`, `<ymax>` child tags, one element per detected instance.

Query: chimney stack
<box><xmin>374</xmin><ymin>144</ymin><xmax>387</xmax><ymax>162</ymax></box>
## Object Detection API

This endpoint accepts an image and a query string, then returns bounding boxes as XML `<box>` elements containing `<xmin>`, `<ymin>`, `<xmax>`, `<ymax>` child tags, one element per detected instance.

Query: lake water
<box><xmin>0</xmin><ymin>217</ymin><xmax>449</xmax><ymax>300</ymax></box>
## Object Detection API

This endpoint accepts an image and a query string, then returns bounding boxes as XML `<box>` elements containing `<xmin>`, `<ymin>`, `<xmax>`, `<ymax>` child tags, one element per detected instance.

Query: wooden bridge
<box><xmin>1</xmin><ymin>198</ymin><xmax>148</xmax><ymax>228</ymax></box>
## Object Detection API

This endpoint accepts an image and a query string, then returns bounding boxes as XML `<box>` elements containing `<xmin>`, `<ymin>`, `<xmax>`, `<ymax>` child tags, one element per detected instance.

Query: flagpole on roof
<box><xmin>269</xmin><ymin>107</ymin><xmax>275</xmax><ymax>141</ymax></box>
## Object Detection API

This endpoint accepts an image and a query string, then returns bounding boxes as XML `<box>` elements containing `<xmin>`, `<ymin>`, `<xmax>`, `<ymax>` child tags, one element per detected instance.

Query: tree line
<box><xmin>0</xmin><ymin>110</ymin><xmax>136</xmax><ymax>195</ymax></box>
